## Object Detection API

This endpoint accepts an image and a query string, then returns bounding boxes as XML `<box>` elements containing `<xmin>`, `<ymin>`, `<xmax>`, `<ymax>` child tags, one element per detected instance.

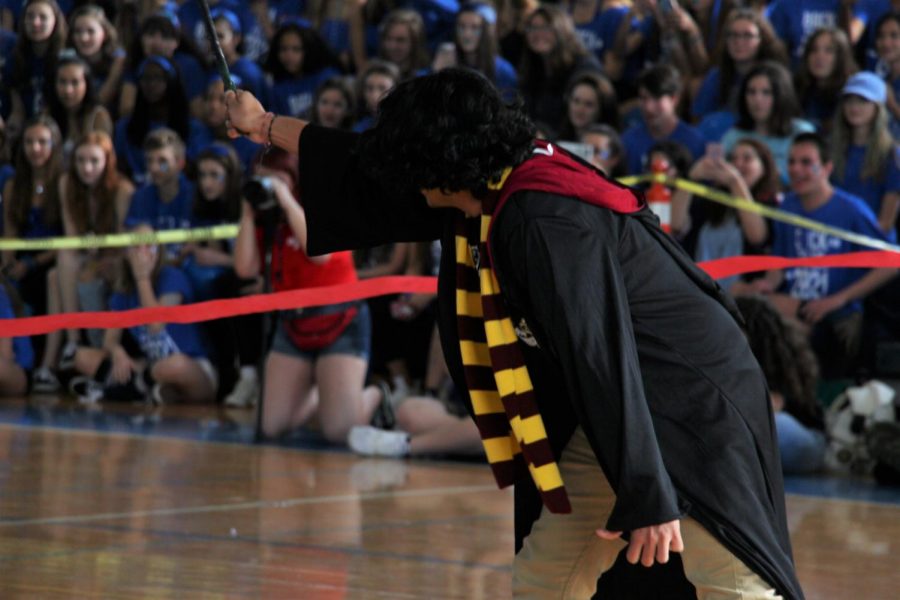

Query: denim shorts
<box><xmin>271</xmin><ymin>302</ymin><xmax>371</xmax><ymax>362</ymax></box>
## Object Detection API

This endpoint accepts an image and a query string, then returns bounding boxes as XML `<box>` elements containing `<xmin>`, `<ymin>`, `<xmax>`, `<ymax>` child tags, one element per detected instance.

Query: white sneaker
<box><xmin>224</xmin><ymin>375</ymin><xmax>259</xmax><ymax>408</ymax></box>
<box><xmin>348</xmin><ymin>426</ymin><xmax>411</xmax><ymax>457</ymax></box>
<box><xmin>58</xmin><ymin>342</ymin><xmax>78</xmax><ymax>371</ymax></box>
<box><xmin>69</xmin><ymin>376</ymin><xmax>104</xmax><ymax>405</ymax></box>
<box><xmin>32</xmin><ymin>367</ymin><xmax>61</xmax><ymax>393</ymax></box>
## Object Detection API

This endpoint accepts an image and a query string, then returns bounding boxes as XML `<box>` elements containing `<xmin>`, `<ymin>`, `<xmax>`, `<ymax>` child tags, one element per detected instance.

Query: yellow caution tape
<box><xmin>0</xmin><ymin>224</ymin><xmax>239</xmax><ymax>251</ymax></box>
<box><xmin>617</xmin><ymin>174</ymin><xmax>900</xmax><ymax>254</ymax></box>
<box><xmin>2</xmin><ymin>173</ymin><xmax>898</xmax><ymax>254</ymax></box>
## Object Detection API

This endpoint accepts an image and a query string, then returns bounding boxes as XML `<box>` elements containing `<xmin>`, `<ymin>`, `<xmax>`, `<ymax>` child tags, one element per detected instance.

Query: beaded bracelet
<box><xmin>266</xmin><ymin>112</ymin><xmax>277</xmax><ymax>147</ymax></box>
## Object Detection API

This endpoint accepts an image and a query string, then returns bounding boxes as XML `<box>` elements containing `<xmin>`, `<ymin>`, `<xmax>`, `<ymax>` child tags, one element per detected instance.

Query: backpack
<box><xmin>825</xmin><ymin>380</ymin><xmax>897</xmax><ymax>474</ymax></box>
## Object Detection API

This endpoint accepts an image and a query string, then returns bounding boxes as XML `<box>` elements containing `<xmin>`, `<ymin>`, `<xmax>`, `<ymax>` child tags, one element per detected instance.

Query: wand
<box><xmin>198</xmin><ymin>0</ymin><xmax>237</xmax><ymax>92</ymax></box>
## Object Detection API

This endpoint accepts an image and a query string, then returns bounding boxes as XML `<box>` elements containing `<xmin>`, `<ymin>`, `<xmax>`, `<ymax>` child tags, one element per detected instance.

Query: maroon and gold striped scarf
<box><xmin>456</xmin><ymin>142</ymin><xmax>641</xmax><ymax>514</ymax></box>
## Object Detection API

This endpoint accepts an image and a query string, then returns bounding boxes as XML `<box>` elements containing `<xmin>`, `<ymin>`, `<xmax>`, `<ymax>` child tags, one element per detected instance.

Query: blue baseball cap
<box><xmin>842</xmin><ymin>72</ymin><xmax>887</xmax><ymax>104</ymax></box>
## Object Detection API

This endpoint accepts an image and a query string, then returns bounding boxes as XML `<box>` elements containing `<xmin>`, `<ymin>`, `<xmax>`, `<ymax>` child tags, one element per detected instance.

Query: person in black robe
<box><xmin>224</xmin><ymin>68</ymin><xmax>804</xmax><ymax>599</ymax></box>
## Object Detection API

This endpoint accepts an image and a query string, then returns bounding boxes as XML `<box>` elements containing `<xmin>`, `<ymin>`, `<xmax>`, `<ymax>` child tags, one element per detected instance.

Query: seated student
<box><xmin>621</xmin><ymin>64</ymin><xmax>706</xmax><ymax>175</ymax></box>
<box><xmin>263</xmin><ymin>19</ymin><xmax>343</xmax><ymax>119</ymax></box>
<box><xmin>720</xmin><ymin>61</ymin><xmax>815</xmax><ymax>183</ymax></box>
<box><xmin>45</xmin><ymin>51</ymin><xmax>114</xmax><ymax>160</ymax></box>
<box><xmin>735</xmin><ymin>295</ymin><xmax>826</xmax><ymax>475</ymax></box>
<box><xmin>0</xmin><ymin>115</ymin><xmax>64</xmax><ymax>393</ymax></box>
<box><xmin>671</xmin><ymin>138</ymin><xmax>778</xmax><ymax>291</ymax></box>
<box><xmin>68</xmin><ymin>224</ymin><xmax>217</xmax><ymax>405</ymax></box>
<box><xmin>556</xmin><ymin>70</ymin><xmax>618</xmax><ymax>142</ymax></box>
<box><xmin>181</xmin><ymin>143</ymin><xmax>262</xmax><ymax>408</ymax></box>
<box><xmin>371</xmin><ymin>8</ymin><xmax>434</xmax><ymax>81</ymax></box>
<box><xmin>66</xmin><ymin>4</ymin><xmax>128</xmax><ymax>112</ymax></box>
<box><xmin>829</xmin><ymin>72</ymin><xmax>900</xmax><ymax>233</ymax></box>
<box><xmin>54</xmin><ymin>131</ymin><xmax>134</xmax><ymax>376</ymax></box>
<box><xmin>0</xmin><ymin>276</ymin><xmax>32</xmax><ymax>397</ymax></box>
<box><xmin>432</xmin><ymin>3</ymin><xmax>518</xmax><ymax>100</ymax></box>
<box><xmin>352</xmin><ymin>60</ymin><xmax>399</xmax><ymax>133</ymax></box>
<box><xmin>124</xmin><ymin>128</ymin><xmax>195</xmax><ymax>263</ymax></box>
<box><xmin>733</xmin><ymin>133</ymin><xmax>898</xmax><ymax>378</ymax></box>
<box><xmin>794</xmin><ymin>27</ymin><xmax>858</xmax><ymax>133</ymax></box>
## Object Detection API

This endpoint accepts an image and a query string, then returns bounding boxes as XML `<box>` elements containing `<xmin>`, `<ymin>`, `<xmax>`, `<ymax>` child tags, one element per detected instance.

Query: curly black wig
<box><xmin>357</xmin><ymin>68</ymin><xmax>535</xmax><ymax>198</ymax></box>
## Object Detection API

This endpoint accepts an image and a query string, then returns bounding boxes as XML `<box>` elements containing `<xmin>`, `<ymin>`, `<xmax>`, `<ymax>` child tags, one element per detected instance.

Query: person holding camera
<box><xmin>233</xmin><ymin>147</ymin><xmax>389</xmax><ymax>443</ymax></box>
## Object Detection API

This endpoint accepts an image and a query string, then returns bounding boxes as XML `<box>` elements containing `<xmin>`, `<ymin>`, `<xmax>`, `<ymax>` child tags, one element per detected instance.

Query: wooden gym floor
<box><xmin>0</xmin><ymin>397</ymin><xmax>897</xmax><ymax>599</ymax></box>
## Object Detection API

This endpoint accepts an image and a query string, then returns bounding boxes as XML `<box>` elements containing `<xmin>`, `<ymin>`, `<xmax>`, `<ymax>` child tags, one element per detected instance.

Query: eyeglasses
<box><xmin>726</xmin><ymin>31</ymin><xmax>760</xmax><ymax>41</ymax></box>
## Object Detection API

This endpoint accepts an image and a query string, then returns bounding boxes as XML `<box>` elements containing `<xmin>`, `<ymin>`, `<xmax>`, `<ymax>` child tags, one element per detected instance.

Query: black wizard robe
<box><xmin>295</xmin><ymin>125</ymin><xmax>804</xmax><ymax>600</ymax></box>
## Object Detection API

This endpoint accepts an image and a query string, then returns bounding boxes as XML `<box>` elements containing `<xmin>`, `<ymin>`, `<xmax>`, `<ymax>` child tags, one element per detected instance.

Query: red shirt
<box><xmin>258</xmin><ymin>223</ymin><xmax>357</xmax><ymax>292</ymax></box>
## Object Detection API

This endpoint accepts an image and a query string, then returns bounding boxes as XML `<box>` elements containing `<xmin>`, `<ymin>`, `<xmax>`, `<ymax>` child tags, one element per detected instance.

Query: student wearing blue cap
<box><xmin>829</xmin><ymin>71</ymin><xmax>900</xmax><ymax>233</ymax></box>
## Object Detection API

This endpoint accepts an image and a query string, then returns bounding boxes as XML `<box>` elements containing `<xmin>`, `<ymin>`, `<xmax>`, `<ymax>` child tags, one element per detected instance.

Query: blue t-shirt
<box><xmin>126</xmin><ymin>173</ymin><xmax>195</xmax><ymax>232</ymax></box>
<box><xmin>108</xmin><ymin>265</ymin><xmax>206</xmax><ymax>359</ymax></box>
<box><xmin>573</xmin><ymin>6</ymin><xmax>629</xmax><ymax>65</ymax></box>
<box><xmin>696</xmin><ymin>110</ymin><xmax>737</xmax><ymax>143</ymax></box>
<box><xmin>691</xmin><ymin>68</ymin><xmax>742</xmax><ymax>120</ymax></box>
<box><xmin>271</xmin><ymin>68</ymin><xmax>340</xmax><ymax>118</ymax></box>
<box><xmin>230</xmin><ymin>57</ymin><xmax>270</xmax><ymax>108</ymax></box>
<box><xmin>493</xmin><ymin>56</ymin><xmax>518</xmax><ymax>101</ymax></box>
<box><xmin>831</xmin><ymin>144</ymin><xmax>900</xmax><ymax>219</ymax></box>
<box><xmin>125</xmin><ymin>174</ymin><xmax>196</xmax><ymax>262</ymax></box>
<box><xmin>772</xmin><ymin>188</ymin><xmax>895</xmax><ymax>314</ymax></box>
<box><xmin>0</xmin><ymin>284</ymin><xmax>34</xmax><ymax>370</ymax></box>
<box><xmin>766</xmin><ymin>0</ymin><xmax>863</xmax><ymax>61</ymax></box>
<box><xmin>621</xmin><ymin>120</ymin><xmax>706</xmax><ymax>175</ymax></box>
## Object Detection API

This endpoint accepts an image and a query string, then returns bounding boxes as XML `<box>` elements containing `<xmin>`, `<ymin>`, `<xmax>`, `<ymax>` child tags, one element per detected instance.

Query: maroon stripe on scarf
<box><xmin>475</xmin><ymin>412</ymin><xmax>519</xmax><ymax>439</ymax></box>
<box><xmin>464</xmin><ymin>365</ymin><xmax>500</xmax><ymax>389</ymax></box>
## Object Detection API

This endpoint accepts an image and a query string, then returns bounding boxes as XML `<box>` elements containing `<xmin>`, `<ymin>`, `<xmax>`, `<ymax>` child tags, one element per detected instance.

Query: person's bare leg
<box><xmin>422</xmin><ymin>325</ymin><xmax>449</xmax><ymax>392</ymax></box>
<box><xmin>314</xmin><ymin>353</ymin><xmax>377</xmax><ymax>443</ymax></box>
<box><xmin>39</xmin><ymin>267</ymin><xmax>63</xmax><ymax>369</ymax></box>
<box><xmin>151</xmin><ymin>354</ymin><xmax>216</xmax><ymax>403</ymax></box>
<box><xmin>57</xmin><ymin>250</ymin><xmax>83</xmax><ymax>345</ymax></box>
<box><xmin>0</xmin><ymin>360</ymin><xmax>27</xmax><ymax>397</ymax></box>
<box><xmin>260</xmin><ymin>351</ymin><xmax>314</xmax><ymax>438</ymax></box>
<box><xmin>408</xmin><ymin>417</ymin><xmax>482</xmax><ymax>456</ymax></box>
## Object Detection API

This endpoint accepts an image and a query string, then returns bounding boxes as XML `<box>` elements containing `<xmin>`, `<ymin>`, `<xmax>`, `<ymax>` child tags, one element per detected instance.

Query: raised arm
<box><xmin>224</xmin><ymin>90</ymin><xmax>308</xmax><ymax>154</ymax></box>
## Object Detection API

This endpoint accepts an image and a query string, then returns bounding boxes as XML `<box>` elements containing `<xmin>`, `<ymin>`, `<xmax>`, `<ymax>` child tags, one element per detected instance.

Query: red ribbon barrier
<box><xmin>3</xmin><ymin>252</ymin><xmax>899</xmax><ymax>337</ymax></box>
<box><xmin>2</xmin><ymin>276</ymin><xmax>437</xmax><ymax>337</ymax></box>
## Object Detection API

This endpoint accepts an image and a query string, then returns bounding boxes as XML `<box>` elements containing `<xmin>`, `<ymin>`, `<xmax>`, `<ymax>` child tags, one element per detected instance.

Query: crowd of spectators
<box><xmin>1</xmin><ymin>0</ymin><xmax>899</xmax><ymax>468</ymax></box>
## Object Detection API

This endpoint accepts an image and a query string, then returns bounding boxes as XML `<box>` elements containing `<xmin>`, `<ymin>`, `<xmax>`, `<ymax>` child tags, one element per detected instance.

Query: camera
<box><xmin>242</xmin><ymin>176</ymin><xmax>280</xmax><ymax>222</ymax></box>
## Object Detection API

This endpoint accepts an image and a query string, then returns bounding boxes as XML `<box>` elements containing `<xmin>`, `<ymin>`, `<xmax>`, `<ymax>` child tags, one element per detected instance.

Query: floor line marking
<box><xmin>0</xmin><ymin>484</ymin><xmax>503</xmax><ymax>528</ymax></box>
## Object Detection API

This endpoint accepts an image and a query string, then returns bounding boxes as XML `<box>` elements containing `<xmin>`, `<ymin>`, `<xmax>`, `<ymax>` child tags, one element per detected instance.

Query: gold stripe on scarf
<box><xmin>452</xmin><ymin>167</ymin><xmax>570</xmax><ymax>513</ymax></box>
